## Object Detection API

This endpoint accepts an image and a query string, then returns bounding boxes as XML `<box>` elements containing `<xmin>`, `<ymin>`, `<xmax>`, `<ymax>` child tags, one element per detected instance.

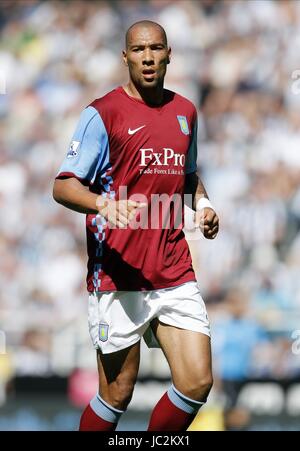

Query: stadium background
<box><xmin>1</xmin><ymin>0</ymin><xmax>300</xmax><ymax>431</ymax></box>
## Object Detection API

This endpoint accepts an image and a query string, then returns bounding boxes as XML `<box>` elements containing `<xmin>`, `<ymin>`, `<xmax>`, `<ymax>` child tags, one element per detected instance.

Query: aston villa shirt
<box><xmin>56</xmin><ymin>87</ymin><xmax>198</xmax><ymax>292</ymax></box>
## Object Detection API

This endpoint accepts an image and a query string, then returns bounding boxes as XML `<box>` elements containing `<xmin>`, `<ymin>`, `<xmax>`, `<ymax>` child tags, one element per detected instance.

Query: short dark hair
<box><xmin>125</xmin><ymin>20</ymin><xmax>168</xmax><ymax>48</ymax></box>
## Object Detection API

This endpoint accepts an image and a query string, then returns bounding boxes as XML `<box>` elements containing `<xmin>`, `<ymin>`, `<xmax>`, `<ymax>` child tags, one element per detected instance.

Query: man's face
<box><xmin>123</xmin><ymin>25</ymin><xmax>171</xmax><ymax>89</ymax></box>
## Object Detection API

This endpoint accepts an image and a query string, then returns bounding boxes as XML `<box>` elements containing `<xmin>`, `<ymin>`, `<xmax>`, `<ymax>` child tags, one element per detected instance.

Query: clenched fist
<box><xmin>195</xmin><ymin>207</ymin><xmax>219</xmax><ymax>239</ymax></box>
<box><xmin>96</xmin><ymin>196</ymin><xmax>147</xmax><ymax>228</ymax></box>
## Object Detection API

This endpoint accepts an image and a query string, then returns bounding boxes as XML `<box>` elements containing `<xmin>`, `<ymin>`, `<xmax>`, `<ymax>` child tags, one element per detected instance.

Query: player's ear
<box><xmin>122</xmin><ymin>50</ymin><xmax>128</xmax><ymax>66</ymax></box>
<box><xmin>167</xmin><ymin>47</ymin><xmax>171</xmax><ymax>64</ymax></box>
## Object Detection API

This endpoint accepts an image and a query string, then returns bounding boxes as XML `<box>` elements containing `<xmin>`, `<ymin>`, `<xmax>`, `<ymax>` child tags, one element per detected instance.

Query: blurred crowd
<box><xmin>1</xmin><ymin>0</ymin><xmax>300</xmax><ymax>408</ymax></box>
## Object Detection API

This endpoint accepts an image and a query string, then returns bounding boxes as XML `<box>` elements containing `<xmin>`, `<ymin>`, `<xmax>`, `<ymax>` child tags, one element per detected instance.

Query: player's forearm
<box><xmin>53</xmin><ymin>177</ymin><xmax>99</xmax><ymax>214</ymax></box>
<box><xmin>195</xmin><ymin>178</ymin><xmax>209</xmax><ymax>208</ymax></box>
<box><xmin>184</xmin><ymin>172</ymin><xmax>209</xmax><ymax>210</ymax></box>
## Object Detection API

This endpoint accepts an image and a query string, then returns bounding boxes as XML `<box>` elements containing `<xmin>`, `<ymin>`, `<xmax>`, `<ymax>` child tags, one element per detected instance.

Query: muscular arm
<box><xmin>184</xmin><ymin>172</ymin><xmax>219</xmax><ymax>240</ymax></box>
<box><xmin>53</xmin><ymin>177</ymin><xmax>145</xmax><ymax>228</ymax></box>
<box><xmin>184</xmin><ymin>172</ymin><xmax>209</xmax><ymax>210</ymax></box>
<box><xmin>53</xmin><ymin>177</ymin><xmax>99</xmax><ymax>214</ymax></box>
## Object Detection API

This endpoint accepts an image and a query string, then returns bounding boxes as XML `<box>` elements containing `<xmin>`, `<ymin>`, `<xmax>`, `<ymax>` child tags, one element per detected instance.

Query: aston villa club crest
<box><xmin>99</xmin><ymin>323</ymin><xmax>109</xmax><ymax>342</ymax></box>
<box><xmin>177</xmin><ymin>115</ymin><xmax>189</xmax><ymax>135</ymax></box>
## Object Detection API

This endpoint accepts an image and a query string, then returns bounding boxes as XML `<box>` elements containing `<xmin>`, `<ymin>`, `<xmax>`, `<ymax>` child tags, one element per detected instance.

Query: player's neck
<box><xmin>124</xmin><ymin>82</ymin><xmax>164</xmax><ymax>106</ymax></box>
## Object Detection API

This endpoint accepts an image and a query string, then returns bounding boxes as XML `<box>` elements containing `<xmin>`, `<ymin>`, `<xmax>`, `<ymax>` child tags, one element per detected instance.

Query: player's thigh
<box><xmin>97</xmin><ymin>340</ymin><xmax>141</xmax><ymax>401</ymax></box>
<box><xmin>151</xmin><ymin>319</ymin><xmax>212</xmax><ymax>391</ymax></box>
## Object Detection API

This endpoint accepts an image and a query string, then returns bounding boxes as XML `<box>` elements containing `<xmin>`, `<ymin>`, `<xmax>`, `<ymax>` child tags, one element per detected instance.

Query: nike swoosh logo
<box><xmin>128</xmin><ymin>125</ymin><xmax>146</xmax><ymax>135</ymax></box>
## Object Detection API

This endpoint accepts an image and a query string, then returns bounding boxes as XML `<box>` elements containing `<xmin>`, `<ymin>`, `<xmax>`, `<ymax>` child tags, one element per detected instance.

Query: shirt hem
<box><xmin>87</xmin><ymin>275</ymin><xmax>197</xmax><ymax>293</ymax></box>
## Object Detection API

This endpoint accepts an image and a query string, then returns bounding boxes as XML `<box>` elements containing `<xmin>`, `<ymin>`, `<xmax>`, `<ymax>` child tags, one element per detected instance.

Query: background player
<box><xmin>53</xmin><ymin>20</ymin><xmax>219</xmax><ymax>431</ymax></box>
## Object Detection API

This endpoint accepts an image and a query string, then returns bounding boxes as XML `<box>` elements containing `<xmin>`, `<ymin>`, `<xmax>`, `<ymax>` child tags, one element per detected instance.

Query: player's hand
<box><xmin>96</xmin><ymin>196</ymin><xmax>147</xmax><ymax>228</ymax></box>
<box><xmin>195</xmin><ymin>207</ymin><xmax>219</xmax><ymax>239</ymax></box>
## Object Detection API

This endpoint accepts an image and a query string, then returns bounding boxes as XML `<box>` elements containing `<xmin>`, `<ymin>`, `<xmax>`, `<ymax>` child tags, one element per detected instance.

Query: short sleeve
<box><xmin>185</xmin><ymin>113</ymin><xmax>198</xmax><ymax>174</ymax></box>
<box><xmin>56</xmin><ymin>106</ymin><xmax>110</xmax><ymax>184</ymax></box>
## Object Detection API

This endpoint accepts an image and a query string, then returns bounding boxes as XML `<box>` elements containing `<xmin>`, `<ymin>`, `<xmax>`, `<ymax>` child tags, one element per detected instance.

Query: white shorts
<box><xmin>88</xmin><ymin>281</ymin><xmax>210</xmax><ymax>354</ymax></box>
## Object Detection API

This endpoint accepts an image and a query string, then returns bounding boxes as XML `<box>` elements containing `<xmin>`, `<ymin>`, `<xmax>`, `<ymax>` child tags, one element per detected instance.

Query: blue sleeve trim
<box><xmin>57</xmin><ymin>106</ymin><xmax>110</xmax><ymax>184</ymax></box>
<box><xmin>185</xmin><ymin>119</ymin><xmax>198</xmax><ymax>174</ymax></box>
